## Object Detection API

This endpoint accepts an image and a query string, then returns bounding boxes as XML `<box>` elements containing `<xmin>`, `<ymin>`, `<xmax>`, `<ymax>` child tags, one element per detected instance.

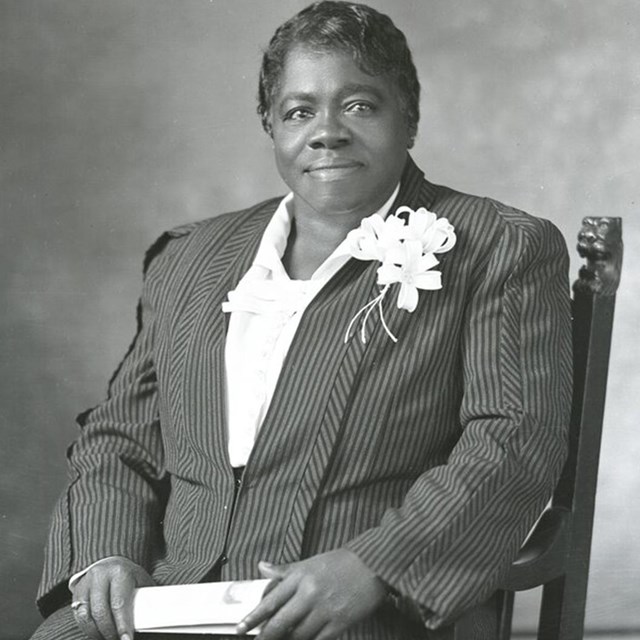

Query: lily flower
<box><xmin>344</xmin><ymin>204</ymin><xmax>456</xmax><ymax>343</ymax></box>
<box><xmin>377</xmin><ymin>240</ymin><xmax>442</xmax><ymax>312</ymax></box>
<box><xmin>396</xmin><ymin>206</ymin><xmax>457</xmax><ymax>254</ymax></box>
<box><xmin>347</xmin><ymin>213</ymin><xmax>405</xmax><ymax>262</ymax></box>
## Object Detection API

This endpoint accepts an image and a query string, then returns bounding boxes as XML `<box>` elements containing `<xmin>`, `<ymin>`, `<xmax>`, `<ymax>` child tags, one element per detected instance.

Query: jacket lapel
<box><xmin>168</xmin><ymin>200</ymin><xmax>279</xmax><ymax>472</ymax></box>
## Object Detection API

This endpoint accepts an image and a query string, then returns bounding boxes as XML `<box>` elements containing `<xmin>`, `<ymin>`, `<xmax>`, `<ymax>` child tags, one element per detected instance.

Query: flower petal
<box><xmin>381</xmin><ymin>215</ymin><xmax>406</xmax><ymax>244</ymax></box>
<box><xmin>432</xmin><ymin>220</ymin><xmax>457</xmax><ymax>253</ymax></box>
<box><xmin>402</xmin><ymin>240</ymin><xmax>424</xmax><ymax>271</ymax></box>
<box><xmin>385</xmin><ymin>242</ymin><xmax>406</xmax><ymax>265</ymax></box>
<box><xmin>413</xmin><ymin>271</ymin><xmax>442</xmax><ymax>290</ymax></box>
<box><xmin>366</xmin><ymin>214</ymin><xmax>387</xmax><ymax>238</ymax></box>
<box><xmin>377</xmin><ymin>263</ymin><xmax>403</xmax><ymax>285</ymax></box>
<box><xmin>397</xmin><ymin>283</ymin><xmax>419</xmax><ymax>312</ymax></box>
<box><xmin>394</xmin><ymin>206</ymin><xmax>414</xmax><ymax>217</ymax></box>
<box><xmin>420</xmin><ymin>225</ymin><xmax>440</xmax><ymax>253</ymax></box>
<box><xmin>418</xmin><ymin>252</ymin><xmax>440</xmax><ymax>272</ymax></box>
<box><xmin>408</xmin><ymin>208</ymin><xmax>437</xmax><ymax>242</ymax></box>
<box><xmin>434</xmin><ymin>230</ymin><xmax>456</xmax><ymax>253</ymax></box>
<box><xmin>346</xmin><ymin>215</ymin><xmax>390</xmax><ymax>261</ymax></box>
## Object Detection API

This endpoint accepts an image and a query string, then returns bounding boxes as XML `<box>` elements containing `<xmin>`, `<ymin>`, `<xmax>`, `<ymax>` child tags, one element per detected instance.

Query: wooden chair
<box><xmin>448</xmin><ymin>216</ymin><xmax>623</xmax><ymax>640</ymax></box>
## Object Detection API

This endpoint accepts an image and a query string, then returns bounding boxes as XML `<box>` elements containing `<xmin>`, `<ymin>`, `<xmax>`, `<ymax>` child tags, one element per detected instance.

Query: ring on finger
<box><xmin>71</xmin><ymin>600</ymin><xmax>89</xmax><ymax>611</ymax></box>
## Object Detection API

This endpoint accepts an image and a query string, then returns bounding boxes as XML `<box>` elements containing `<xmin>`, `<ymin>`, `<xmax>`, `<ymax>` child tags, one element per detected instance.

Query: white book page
<box><xmin>133</xmin><ymin>580</ymin><xmax>270</xmax><ymax>635</ymax></box>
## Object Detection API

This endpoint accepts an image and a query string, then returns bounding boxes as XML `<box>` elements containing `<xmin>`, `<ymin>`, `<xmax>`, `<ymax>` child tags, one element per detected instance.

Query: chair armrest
<box><xmin>499</xmin><ymin>507</ymin><xmax>572</xmax><ymax>591</ymax></box>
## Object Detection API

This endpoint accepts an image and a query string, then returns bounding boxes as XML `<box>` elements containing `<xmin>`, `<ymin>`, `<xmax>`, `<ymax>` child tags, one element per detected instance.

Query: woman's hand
<box><xmin>237</xmin><ymin>549</ymin><xmax>388</xmax><ymax>640</ymax></box>
<box><xmin>70</xmin><ymin>556</ymin><xmax>154</xmax><ymax>640</ymax></box>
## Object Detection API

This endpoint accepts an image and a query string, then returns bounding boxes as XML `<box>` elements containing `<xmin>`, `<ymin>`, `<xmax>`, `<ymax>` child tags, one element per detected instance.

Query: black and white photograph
<box><xmin>1</xmin><ymin>2</ymin><xmax>638</xmax><ymax>639</ymax></box>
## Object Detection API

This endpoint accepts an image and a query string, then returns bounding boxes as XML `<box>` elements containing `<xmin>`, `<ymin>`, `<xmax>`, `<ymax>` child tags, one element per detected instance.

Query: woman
<box><xmin>31</xmin><ymin>2</ymin><xmax>572</xmax><ymax>639</ymax></box>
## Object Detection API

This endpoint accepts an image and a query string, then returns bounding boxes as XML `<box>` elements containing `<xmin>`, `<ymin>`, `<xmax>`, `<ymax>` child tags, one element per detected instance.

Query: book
<box><xmin>133</xmin><ymin>579</ymin><xmax>271</xmax><ymax>634</ymax></box>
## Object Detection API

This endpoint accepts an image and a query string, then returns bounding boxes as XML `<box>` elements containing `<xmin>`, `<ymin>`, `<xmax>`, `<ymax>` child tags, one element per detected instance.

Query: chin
<box><xmin>305</xmin><ymin>183</ymin><xmax>388</xmax><ymax>217</ymax></box>
<box><xmin>309</xmin><ymin>194</ymin><xmax>370</xmax><ymax>217</ymax></box>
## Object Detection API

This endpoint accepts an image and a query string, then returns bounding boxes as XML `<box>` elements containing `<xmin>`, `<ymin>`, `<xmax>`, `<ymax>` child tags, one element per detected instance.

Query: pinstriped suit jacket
<box><xmin>38</xmin><ymin>157</ymin><xmax>572</xmax><ymax>638</ymax></box>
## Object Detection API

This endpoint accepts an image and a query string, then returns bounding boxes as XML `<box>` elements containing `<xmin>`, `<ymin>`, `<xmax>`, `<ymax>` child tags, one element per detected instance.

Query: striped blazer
<box><xmin>38</xmin><ymin>157</ymin><xmax>572</xmax><ymax>638</ymax></box>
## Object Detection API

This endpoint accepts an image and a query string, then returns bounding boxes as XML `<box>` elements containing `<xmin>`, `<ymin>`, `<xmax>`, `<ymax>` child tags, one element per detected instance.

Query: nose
<box><xmin>307</xmin><ymin>111</ymin><xmax>350</xmax><ymax>149</ymax></box>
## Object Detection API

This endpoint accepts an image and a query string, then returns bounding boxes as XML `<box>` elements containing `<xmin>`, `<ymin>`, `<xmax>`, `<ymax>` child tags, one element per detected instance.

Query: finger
<box><xmin>110</xmin><ymin>569</ymin><xmax>136</xmax><ymax>640</ymax></box>
<box><xmin>258</xmin><ymin>561</ymin><xmax>290</xmax><ymax>601</ymax></box>
<box><xmin>287</xmin><ymin>612</ymin><xmax>328</xmax><ymax>640</ymax></box>
<box><xmin>262</xmin><ymin>578</ymin><xmax>279</xmax><ymax>597</ymax></box>
<box><xmin>71</xmin><ymin>581</ymin><xmax>101</xmax><ymax>640</ymax></box>
<box><xmin>255</xmin><ymin>596</ymin><xmax>311</xmax><ymax>640</ymax></box>
<box><xmin>258</xmin><ymin>560</ymin><xmax>289</xmax><ymax>580</ymax></box>
<box><xmin>72</xmin><ymin>600</ymin><xmax>102</xmax><ymax>640</ymax></box>
<box><xmin>236</xmin><ymin>576</ymin><xmax>297</xmax><ymax>634</ymax></box>
<box><xmin>314</xmin><ymin>625</ymin><xmax>340</xmax><ymax>640</ymax></box>
<box><xmin>89</xmin><ymin>577</ymin><xmax>119</xmax><ymax>640</ymax></box>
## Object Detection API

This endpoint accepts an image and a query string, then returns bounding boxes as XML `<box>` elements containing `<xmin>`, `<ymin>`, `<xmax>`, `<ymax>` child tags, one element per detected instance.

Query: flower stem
<box><xmin>344</xmin><ymin>285</ymin><xmax>395</xmax><ymax>344</ymax></box>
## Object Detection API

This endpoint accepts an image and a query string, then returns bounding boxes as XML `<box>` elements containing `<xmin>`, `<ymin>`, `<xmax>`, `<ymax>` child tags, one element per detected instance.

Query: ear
<box><xmin>406</xmin><ymin>123</ymin><xmax>418</xmax><ymax>150</ymax></box>
<box><xmin>262</xmin><ymin>110</ymin><xmax>274</xmax><ymax>138</ymax></box>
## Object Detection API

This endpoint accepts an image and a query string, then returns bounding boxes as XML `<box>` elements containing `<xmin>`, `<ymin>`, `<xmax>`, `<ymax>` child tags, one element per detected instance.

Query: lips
<box><xmin>305</xmin><ymin>158</ymin><xmax>363</xmax><ymax>180</ymax></box>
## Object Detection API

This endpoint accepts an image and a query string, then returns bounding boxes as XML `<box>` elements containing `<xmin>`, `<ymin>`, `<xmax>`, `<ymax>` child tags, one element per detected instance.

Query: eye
<box><xmin>283</xmin><ymin>107</ymin><xmax>314</xmax><ymax>122</ymax></box>
<box><xmin>345</xmin><ymin>101</ymin><xmax>375</xmax><ymax>114</ymax></box>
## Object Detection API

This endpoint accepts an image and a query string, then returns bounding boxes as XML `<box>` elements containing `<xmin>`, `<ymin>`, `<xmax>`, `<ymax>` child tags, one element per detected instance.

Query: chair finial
<box><xmin>573</xmin><ymin>217</ymin><xmax>623</xmax><ymax>296</ymax></box>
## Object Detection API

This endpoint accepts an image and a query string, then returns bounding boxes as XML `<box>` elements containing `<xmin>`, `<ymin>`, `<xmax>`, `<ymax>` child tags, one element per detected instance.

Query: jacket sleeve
<box><xmin>345</xmin><ymin>214</ymin><xmax>572</xmax><ymax>628</ymax></box>
<box><xmin>36</xmin><ymin>228</ymin><xmax>190</xmax><ymax>617</ymax></box>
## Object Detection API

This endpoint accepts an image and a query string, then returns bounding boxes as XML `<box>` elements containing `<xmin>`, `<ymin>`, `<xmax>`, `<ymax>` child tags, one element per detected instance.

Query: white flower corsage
<box><xmin>344</xmin><ymin>205</ymin><xmax>456</xmax><ymax>343</ymax></box>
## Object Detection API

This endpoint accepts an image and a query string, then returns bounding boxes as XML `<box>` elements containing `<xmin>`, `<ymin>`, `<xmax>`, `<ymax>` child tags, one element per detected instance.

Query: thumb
<box><xmin>134</xmin><ymin>569</ymin><xmax>155</xmax><ymax>587</ymax></box>
<box><xmin>258</xmin><ymin>560</ymin><xmax>289</xmax><ymax>580</ymax></box>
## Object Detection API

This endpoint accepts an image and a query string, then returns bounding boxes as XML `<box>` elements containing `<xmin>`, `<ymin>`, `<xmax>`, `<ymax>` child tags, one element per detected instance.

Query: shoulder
<box><xmin>431</xmin><ymin>181</ymin><xmax>560</xmax><ymax>240</ymax></box>
<box><xmin>482</xmin><ymin>196</ymin><xmax>565</xmax><ymax>250</ymax></box>
<box><xmin>480</xmin><ymin>197</ymin><xmax>568</xmax><ymax>271</ymax></box>
<box><xmin>428</xmin><ymin>182</ymin><xmax>567</xmax><ymax>267</ymax></box>
<box><xmin>142</xmin><ymin>196</ymin><xmax>282</xmax><ymax>276</ymax></box>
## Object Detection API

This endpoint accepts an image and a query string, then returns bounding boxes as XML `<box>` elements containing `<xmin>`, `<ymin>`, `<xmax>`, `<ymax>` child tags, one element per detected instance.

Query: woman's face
<box><xmin>269</xmin><ymin>46</ymin><xmax>412</xmax><ymax>220</ymax></box>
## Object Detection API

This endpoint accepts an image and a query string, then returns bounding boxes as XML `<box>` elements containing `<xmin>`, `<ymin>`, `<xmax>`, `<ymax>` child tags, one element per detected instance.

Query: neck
<box><xmin>281</xmin><ymin>216</ymin><xmax>346</xmax><ymax>280</ymax></box>
<box><xmin>281</xmin><ymin>189</ymin><xmax>397</xmax><ymax>280</ymax></box>
<box><xmin>289</xmin><ymin>187</ymin><xmax>397</xmax><ymax>247</ymax></box>
<box><xmin>290</xmin><ymin>209</ymin><xmax>357</xmax><ymax>250</ymax></box>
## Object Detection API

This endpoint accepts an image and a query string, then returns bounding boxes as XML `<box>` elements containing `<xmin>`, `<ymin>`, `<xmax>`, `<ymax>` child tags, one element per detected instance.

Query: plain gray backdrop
<box><xmin>1</xmin><ymin>1</ymin><xmax>638</xmax><ymax>637</ymax></box>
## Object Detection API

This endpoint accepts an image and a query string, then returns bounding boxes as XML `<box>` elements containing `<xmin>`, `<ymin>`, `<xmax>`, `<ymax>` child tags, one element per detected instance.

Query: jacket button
<box><xmin>220</xmin><ymin>554</ymin><xmax>228</xmax><ymax>565</ymax></box>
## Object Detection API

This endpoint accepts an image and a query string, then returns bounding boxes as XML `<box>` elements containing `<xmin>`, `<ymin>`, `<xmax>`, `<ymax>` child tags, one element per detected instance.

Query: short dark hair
<box><xmin>257</xmin><ymin>1</ymin><xmax>420</xmax><ymax>141</ymax></box>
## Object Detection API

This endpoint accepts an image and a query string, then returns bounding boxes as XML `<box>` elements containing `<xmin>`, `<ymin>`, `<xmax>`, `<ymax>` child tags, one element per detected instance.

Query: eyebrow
<box><xmin>277</xmin><ymin>83</ymin><xmax>386</xmax><ymax>106</ymax></box>
<box><xmin>338</xmin><ymin>83</ymin><xmax>385</xmax><ymax>100</ymax></box>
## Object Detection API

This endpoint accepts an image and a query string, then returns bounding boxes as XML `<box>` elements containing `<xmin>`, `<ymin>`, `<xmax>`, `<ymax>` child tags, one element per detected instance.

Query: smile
<box><xmin>305</xmin><ymin>161</ymin><xmax>363</xmax><ymax>181</ymax></box>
